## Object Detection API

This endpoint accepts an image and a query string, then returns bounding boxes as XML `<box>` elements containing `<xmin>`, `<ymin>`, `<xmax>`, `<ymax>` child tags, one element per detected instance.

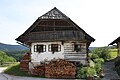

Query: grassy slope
<box><xmin>4</xmin><ymin>63</ymin><xmax>44</xmax><ymax>77</ymax></box>
<box><xmin>4</xmin><ymin>63</ymin><xmax>31</xmax><ymax>76</ymax></box>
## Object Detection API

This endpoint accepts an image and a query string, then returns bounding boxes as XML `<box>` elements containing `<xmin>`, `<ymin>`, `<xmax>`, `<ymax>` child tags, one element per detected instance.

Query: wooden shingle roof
<box><xmin>16</xmin><ymin>7</ymin><xmax>95</xmax><ymax>45</ymax></box>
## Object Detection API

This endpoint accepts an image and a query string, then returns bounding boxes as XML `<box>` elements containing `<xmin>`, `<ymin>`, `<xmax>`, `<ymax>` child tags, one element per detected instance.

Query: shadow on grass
<box><xmin>4</xmin><ymin>63</ymin><xmax>32</xmax><ymax>77</ymax></box>
<box><xmin>4</xmin><ymin>63</ymin><xmax>45</xmax><ymax>78</ymax></box>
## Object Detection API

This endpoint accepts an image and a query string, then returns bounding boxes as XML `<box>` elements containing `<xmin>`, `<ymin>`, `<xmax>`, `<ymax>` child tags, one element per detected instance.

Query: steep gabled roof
<box><xmin>109</xmin><ymin>36</ymin><xmax>120</xmax><ymax>45</ymax></box>
<box><xmin>16</xmin><ymin>7</ymin><xmax>95</xmax><ymax>45</ymax></box>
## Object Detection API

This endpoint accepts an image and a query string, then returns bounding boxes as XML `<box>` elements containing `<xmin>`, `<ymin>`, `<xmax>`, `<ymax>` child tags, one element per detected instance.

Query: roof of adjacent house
<box><xmin>16</xmin><ymin>7</ymin><xmax>95</xmax><ymax>45</ymax></box>
<box><xmin>109</xmin><ymin>36</ymin><xmax>120</xmax><ymax>45</ymax></box>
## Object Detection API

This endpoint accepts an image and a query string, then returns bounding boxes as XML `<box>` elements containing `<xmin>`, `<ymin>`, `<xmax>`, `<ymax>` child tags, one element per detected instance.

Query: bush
<box><xmin>91</xmin><ymin>53</ymin><xmax>99</xmax><ymax>60</ymax></box>
<box><xmin>95</xmin><ymin>63</ymin><xmax>102</xmax><ymax>74</ymax></box>
<box><xmin>76</xmin><ymin>67</ymin><xmax>97</xmax><ymax>79</ymax></box>
<box><xmin>76</xmin><ymin>67</ymin><xmax>87</xmax><ymax>79</ymax></box>
<box><xmin>91</xmin><ymin>47</ymin><xmax>109</xmax><ymax>61</ymax></box>
<box><xmin>87</xmin><ymin>67</ymin><xmax>96</xmax><ymax>77</ymax></box>
<box><xmin>94</xmin><ymin>58</ymin><xmax>104</xmax><ymax>64</ymax></box>
<box><xmin>89</xmin><ymin>60</ymin><xmax>95</xmax><ymax>68</ymax></box>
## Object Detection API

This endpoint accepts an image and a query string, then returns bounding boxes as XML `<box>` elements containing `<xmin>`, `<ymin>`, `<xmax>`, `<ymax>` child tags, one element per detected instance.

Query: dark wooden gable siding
<box><xmin>31</xmin><ymin>19</ymin><xmax>78</xmax><ymax>32</ymax></box>
<box><xmin>16</xmin><ymin>7</ymin><xmax>95</xmax><ymax>45</ymax></box>
<box><xmin>39</xmin><ymin>7</ymin><xmax>68</xmax><ymax>19</ymax></box>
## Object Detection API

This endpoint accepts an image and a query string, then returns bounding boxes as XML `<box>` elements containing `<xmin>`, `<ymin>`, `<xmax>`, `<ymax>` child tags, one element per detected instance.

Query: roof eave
<box><xmin>109</xmin><ymin>36</ymin><xmax>120</xmax><ymax>45</ymax></box>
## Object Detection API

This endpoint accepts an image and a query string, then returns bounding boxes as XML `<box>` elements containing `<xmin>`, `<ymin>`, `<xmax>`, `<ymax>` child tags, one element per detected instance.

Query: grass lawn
<box><xmin>4</xmin><ymin>63</ymin><xmax>31</xmax><ymax>76</ymax></box>
<box><xmin>107</xmin><ymin>49</ymin><xmax>118</xmax><ymax>60</ymax></box>
<box><xmin>4</xmin><ymin>63</ymin><xmax>45</xmax><ymax>78</ymax></box>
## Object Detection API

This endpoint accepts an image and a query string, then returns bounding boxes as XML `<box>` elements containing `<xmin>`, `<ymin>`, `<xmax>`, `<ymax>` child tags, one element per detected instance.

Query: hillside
<box><xmin>0</xmin><ymin>43</ymin><xmax>28</xmax><ymax>52</ymax></box>
<box><xmin>89</xmin><ymin>47</ymin><xmax>97</xmax><ymax>51</ymax></box>
<box><xmin>0</xmin><ymin>42</ymin><xmax>97</xmax><ymax>52</ymax></box>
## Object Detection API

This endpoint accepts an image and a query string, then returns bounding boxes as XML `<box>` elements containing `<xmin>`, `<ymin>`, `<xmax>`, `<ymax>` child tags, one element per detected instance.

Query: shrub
<box><xmin>91</xmin><ymin>47</ymin><xmax>109</xmax><ymax>61</ymax></box>
<box><xmin>76</xmin><ymin>67</ymin><xmax>97</xmax><ymax>79</ymax></box>
<box><xmin>94</xmin><ymin>58</ymin><xmax>104</xmax><ymax>64</ymax></box>
<box><xmin>91</xmin><ymin>53</ymin><xmax>99</xmax><ymax>60</ymax></box>
<box><xmin>76</xmin><ymin>67</ymin><xmax>87</xmax><ymax>79</ymax></box>
<box><xmin>89</xmin><ymin>60</ymin><xmax>95</xmax><ymax>68</ymax></box>
<box><xmin>87</xmin><ymin>67</ymin><xmax>96</xmax><ymax>77</ymax></box>
<box><xmin>95</xmin><ymin>63</ymin><xmax>102</xmax><ymax>74</ymax></box>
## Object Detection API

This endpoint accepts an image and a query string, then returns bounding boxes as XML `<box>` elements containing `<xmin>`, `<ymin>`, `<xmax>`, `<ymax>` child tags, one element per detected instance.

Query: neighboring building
<box><xmin>109</xmin><ymin>36</ymin><xmax>120</xmax><ymax>56</ymax></box>
<box><xmin>16</xmin><ymin>7</ymin><xmax>95</xmax><ymax>68</ymax></box>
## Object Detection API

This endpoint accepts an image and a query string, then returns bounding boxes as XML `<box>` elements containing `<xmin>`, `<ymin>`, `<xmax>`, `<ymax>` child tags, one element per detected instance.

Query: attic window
<box><xmin>49</xmin><ymin>44</ymin><xmax>61</xmax><ymax>53</ymax></box>
<box><xmin>34</xmin><ymin>45</ymin><xmax>46</xmax><ymax>53</ymax></box>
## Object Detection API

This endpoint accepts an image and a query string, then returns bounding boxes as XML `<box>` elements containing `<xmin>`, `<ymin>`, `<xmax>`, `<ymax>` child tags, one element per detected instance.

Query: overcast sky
<box><xmin>0</xmin><ymin>0</ymin><xmax>120</xmax><ymax>47</ymax></box>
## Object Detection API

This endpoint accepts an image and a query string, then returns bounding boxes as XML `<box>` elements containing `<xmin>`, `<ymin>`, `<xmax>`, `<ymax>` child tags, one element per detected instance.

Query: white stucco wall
<box><xmin>31</xmin><ymin>42</ymin><xmax>64</xmax><ymax>63</ymax></box>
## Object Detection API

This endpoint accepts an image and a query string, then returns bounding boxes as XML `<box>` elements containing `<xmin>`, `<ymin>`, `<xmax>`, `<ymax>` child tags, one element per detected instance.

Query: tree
<box><xmin>6</xmin><ymin>50</ymin><xmax>28</xmax><ymax>61</ymax></box>
<box><xmin>0</xmin><ymin>51</ymin><xmax>6</xmax><ymax>65</ymax></box>
<box><xmin>91</xmin><ymin>47</ymin><xmax>109</xmax><ymax>60</ymax></box>
<box><xmin>0</xmin><ymin>51</ymin><xmax>16</xmax><ymax>65</ymax></box>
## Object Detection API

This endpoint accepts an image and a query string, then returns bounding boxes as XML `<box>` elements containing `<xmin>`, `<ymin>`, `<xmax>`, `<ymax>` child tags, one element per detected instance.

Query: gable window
<box><xmin>74</xmin><ymin>44</ymin><xmax>81</xmax><ymax>52</ymax></box>
<box><xmin>48</xmin><ymin>44</ymin><xmax>61</xmax><ymax>53</ymax></box>
<box><xmin>34</xmin><ymin>45</ymin><xmax>46</xmax><ymax>53</ymax></box>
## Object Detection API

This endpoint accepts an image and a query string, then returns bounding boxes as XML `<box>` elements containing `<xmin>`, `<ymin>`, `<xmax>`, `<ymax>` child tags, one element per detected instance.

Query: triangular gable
<box><xmin>39</xmin><ymin>7</ymin><xmax>69</xmax><ymax>19</ymax></box>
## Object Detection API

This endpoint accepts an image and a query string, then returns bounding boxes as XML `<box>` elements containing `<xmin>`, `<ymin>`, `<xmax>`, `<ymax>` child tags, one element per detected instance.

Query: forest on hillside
<box><xmin>0</xmin><ymin>43</ymin><xmax>29</xmax><ymax>61</ymax></box>
<box><xmin>6</xmin><ymin>50</ymin><xmax>29</xmax><ymax>61</ymax></box>
<box><xmin>0</xmin><ymin>51</ymin><xmax>16</xmax><ymax>66</ymax></box>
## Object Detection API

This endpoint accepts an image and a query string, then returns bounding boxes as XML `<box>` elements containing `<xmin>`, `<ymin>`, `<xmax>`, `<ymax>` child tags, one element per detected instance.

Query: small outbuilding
<box><xmin>109</xmin><ymin>36</ymin><xmax>120</xmax><ymax>56</ymax></box>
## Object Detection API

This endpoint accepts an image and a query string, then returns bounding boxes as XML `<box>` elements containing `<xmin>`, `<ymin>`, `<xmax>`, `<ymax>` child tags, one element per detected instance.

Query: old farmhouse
<box><xmin>109</xmin><ymin>36</ymin><xmax>120</xmax><ymax>56</ymax></box>
<box><xmin>16</xmin><ymin>7</ymin><xmax>95</xmax><ymax>69</ymax></box>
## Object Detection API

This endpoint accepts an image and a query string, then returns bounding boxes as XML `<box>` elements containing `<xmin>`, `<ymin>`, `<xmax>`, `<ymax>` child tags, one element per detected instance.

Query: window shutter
<box><xmin>72</xmin><ymin>44</ymin><xmax>74</xmax><ymax>52</ymax></box>
<box><xmin>58</xmin><ymin>45</ymin><xmax>61</xmax><ymax>52</ymax></box>
<box><xmin>48</xmin><ymin>44</ymin><xmax>51</xmax><ymax>52</ymax></box>
<box><xmin>34</xmin><ymin>45</ymin><xmax>37</xmax><ymax>52</ymax></box>
<box><xmin>43</xmin><ymin>45</ymin><xmax>46</xmax><ymax>52</ymax></box>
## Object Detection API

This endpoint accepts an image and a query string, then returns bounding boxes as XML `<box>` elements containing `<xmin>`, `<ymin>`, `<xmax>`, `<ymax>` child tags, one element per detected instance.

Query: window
<box><xmin>74</xmin><ymin>44</ymin><xmax>81</xmax><ymax>52</ymax></box>
<box><xmin>34</xmin><ymin>45</ymin><xmax>46</xmax><ymax>53</ymax></box>
<box><xmin>49</xmin><ymin>44</ymin><xmax>61</xmax><ymax>53</ymax></box>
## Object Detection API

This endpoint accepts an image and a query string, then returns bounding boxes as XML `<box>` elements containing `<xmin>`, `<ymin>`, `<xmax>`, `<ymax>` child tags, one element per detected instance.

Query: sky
<box><xmin>0</xmin><ymin>0</ymin><xmax>120</xmax><ymax>47</ymax></box>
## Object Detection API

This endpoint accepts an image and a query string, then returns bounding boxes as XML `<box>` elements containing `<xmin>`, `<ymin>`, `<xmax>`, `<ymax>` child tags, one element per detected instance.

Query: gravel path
<box><xmin>0</xmin><ymin>73</ymin><xmax>75</xmax><ymax>80</ymax></box>
<box><xmin>102</xmin><ymin>61</ymin><xmax>120</xmax><ymax>80</ymax></box>
<box><xmin>0</xmin><ymin>67</ymin><xmax>7</xmax><ymax>73</ymax></box>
